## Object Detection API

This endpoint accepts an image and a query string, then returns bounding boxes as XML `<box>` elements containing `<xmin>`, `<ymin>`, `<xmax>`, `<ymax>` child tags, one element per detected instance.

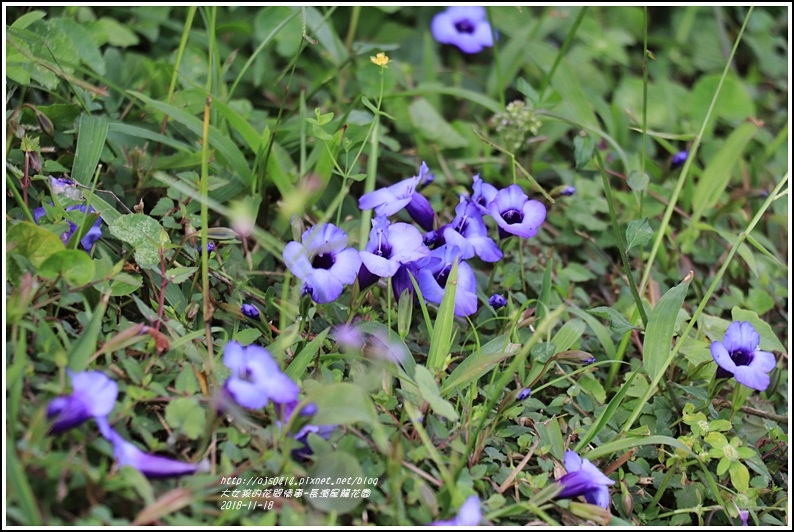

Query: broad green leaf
<box><xmin>643</xmin><ymin>274</ymin><xmax>692</xmax><ymax>381</ymax></box>
<box><xmin>165</xmin><ymin>266</ymin><xmax>197</xmax><ymax>285</ymax></box>
<box><xmin>413</xmin><ymin>366</ymin><xmax>459</xmax><ymax>421</ymax></box>
<box><xmin>625</xmin><ymin>218</ymin><xmax>653</xmax><ymax>253</ymax></box>
<box><xmin>39</xmin><ymin>250</ymin><xmax>95</xmax><ymax>286</ymax></box>
<box><xmin>535</xmin><ymin>416</ymin><xmax>566</xmax><ymax>461</ymax></box>
<box><xmin>588</xmin><ymin>306</ymin><xmax>641</xmax><ymax>335</ymax></box>
<box><xmin>165</xmin><ymin>397</ymin><xmax>206</xmax><ymax>440</ymax></box>
<box><xmin>285</xmin><ymin>328</ymin><xmax>329</xmax><ymax>382</ymax></box>
<box><xmin>72</xmin><ymin>114</ymin><xmax>109</xmax><ymax>186</ymax></box>
<box><xmin>569</xmin><ymin>306</ymin><xmax>616</xmax><ymax>358</ymax></box>
<box><xmin>307</xmin><ymin>382</ymin><xmax>379</xmax><ymax>427</ymax></box>
<box><xmin>109</xmin><ymin>214</ymin><xmax>168</xmax><ymax>270</ymax></box>
<box><xmin>50</xmin><ymin>18</ymin><xmax>104</xmax><ymax>75</ymax></box>
<box><xmin>551</xmin><ymin>319</ymin><xmax>586</xmax><ymax>354</ymax></box>
<box><xmin>729</xmin><ymin>461</ymin><xmax>750</xmax><ymax>493</ymax></box>
<box><xmin>408</xmin><ymin>98</ymin><xmax>469</xmax><ymax>149</ymax></box>
<box><xmin>6</xmin><ymin>222</ymin><xmax>66</xmax><ymax>283</ymax></box>
<box><xmin>574</xmin><ymin>135</ymin><xmax>595</xmax><ymax>168</ymax></box>
<box><xmin>691</xmin><ymin>122</ymin><xmax>759</xmax><ymax>223</ymax></box>
<box><xmin>9</xmin><ymin>10</ymin><xmax>46</xmax><ymax>29</ymax></box>
<box><xmin>627</xmin><ymin>170</ymin><xmax>650</xmax><ymax>191</ymax></box>
<box><xmin>307</xmin><ymin>451</ymin><xmax>364</xmax><ymax>513</ymax></box>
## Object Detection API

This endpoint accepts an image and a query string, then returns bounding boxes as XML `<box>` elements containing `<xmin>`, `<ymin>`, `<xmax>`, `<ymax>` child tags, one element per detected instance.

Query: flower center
<box><xmin>374</xmin><ymin>232</ymin><xmax>392</xmax><ymax>258</ymax></box>
<box><xmin>731</xmin><ymin>348</ymin><xmax>754</xmax><ymax>367</ymax></box>
<box><xmin>502</xmin><ymin>209</ymin><xmax>524</xmax><ymax>225</ymax></box>
<box><xmin>454</xmin><ymin>19</ymin><xmax>475</xmax><ymax>34</ymax></box>
<box><xmin>312</xmin><ymin>252</ymin><xmax>335</xmax><ymax>270</ymax></box>
<box><xmin>455</xmin><ymin>215</ymin><xmax>469</xmax><ymax>234</ymax></box>
<box><xmin>435</xmin><ymin>264</ymin><xmax>452</xmax><ymax>287</ymax></box>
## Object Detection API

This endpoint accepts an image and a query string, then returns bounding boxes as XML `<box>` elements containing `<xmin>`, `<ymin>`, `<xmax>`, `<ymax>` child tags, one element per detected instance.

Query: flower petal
<box><xmin>564</xmin><ymin>450</ymin><xmax>583</xmax><ymax>473</ymax></box>
<box><xmin>710</xmin><ymin>341</ymin><xmax>737</xmax><ymax>375</ymax></box>
<box><xmin>330</xmin><ymin>247</ymin><xmax>363</xmax><ymax>285</ymax></box>
<box><xmin>733</xmin><ymin>366</ymin><xmax>771</xmax><ymax>392</ymax></box>
<box><xmin>406</xmin><ymin>192</ymin><xmax>435</xmax><ymax>231</ymax></box>
<box><xmin>283</xmin><ymin>241</ymin><xmax>313</xmax><ymax>279</ymax></box>
<box><xmin>306</xmin><ymin>268</ymin><xmax>345</xmax><ymax>303</ymax></box>
<box><xmin>584</xmin><ymin>485</ymin><xmax>612</xmax><ymax>509</ymax></box>
<box><xmin>749</xmin><ymin>349</ymin><xmax>777</xmax><ymax>373</ymax></box>
<box><xmin>259</xmin><ymin>372</ymin><xmax>300</xmax><ymax>405</ymax></box>
<box><xmin>226</xmin><ymin>377</ymin><xmax>270</xmax><ymax>409</ymax></box>
<box><xmin>222</xmin><ymin>341</ymin><xmax>246</xmax><ymax>373</ymax></box>
<box><xmin>723</xmin><ymin>321</ymin><xmax>760</xmax><ymax>353</ymax></box>
<box><xmin>361</xmin><ymin>251</ymin><xmax>400</xmax><ymax>278</ymax></box>
<box><xmin>456</xmin><ymin>495</ymin><xmax>482</xmax><ymax>526</ymax></box>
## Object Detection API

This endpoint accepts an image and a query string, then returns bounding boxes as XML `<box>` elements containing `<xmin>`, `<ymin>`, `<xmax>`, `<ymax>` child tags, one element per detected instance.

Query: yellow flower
<box><xmin>370</xmin><ymin>52</ymin><xmax>390</xmax><ymax>67</ymax></box>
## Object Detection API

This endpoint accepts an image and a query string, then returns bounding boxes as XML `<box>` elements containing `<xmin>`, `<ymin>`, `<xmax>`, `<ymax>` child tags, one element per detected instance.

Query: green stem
<box><xmin>538</xmin><ymin>6</ymin><xmax>587</xmax><ymax>103</ymax></box>
<box><xmin>593</xmin><ymin>147</ymin><xmax>649</xmax><ymax>327</ymax></box>
<box><xmin>639</xmin><ymin>6</ymin><xmax>649</xmax><ymax>217</ymax></box>
<box><xmin>358</xmin><ymin>68</ymin><xmax>385</xmax><ymax>248</ymax></box>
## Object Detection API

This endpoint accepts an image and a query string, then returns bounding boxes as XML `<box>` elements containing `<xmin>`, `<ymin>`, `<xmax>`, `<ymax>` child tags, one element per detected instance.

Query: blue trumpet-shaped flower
<box><xmin>430</xmin><ymin>495</ymin><xmax>482</xmax><ymax>526</ymax></box>
<box><xmin>241</xmin><ymin>303</ymin><xmax>260</xmax><ymax>318</ymax></box>
<box><xmin>442</xmin><ymin>197</ymin><xmax>502</xmax><ymax>262</ymax></box>
<box><xmin>556</xmin><ymin>450</ymin><xmax>615</xmax><ymax>509</ymax></box>
<box><xmin>283</xmin><ymin>223</ymin><xmax>362</xmax><ymax>304</ymax></box>
<box><xmin>34</xmin><ymin>204</ymin><xmax>103</xmax><ymax>250</ymax></box>
<box><xmin>46</xmin><ymin>370</ymin><xmax>118</xmax><ymax>434</ymax></box>
<box><xmin>431</xmin><ymin>6</ymin><xmax>494</xmax><ymax>54</ymax></box>
<box><xmin>359</xmin><ymin>216</ymin><xmax>431</xmax><ymax>281</ymax></box>
<box><xmin>358</xmin><ymin>162</ymin><xmax>435</xmax><ymax>231</ymax></box>
<box><xmin>96</xmin><ymin>417</ymin><xmax>208</xmax><ymax>479</ymax></box>
<box><xmin>710</xmin><ymin>321</ymin><xmax>777</xmax><ymax>391</ymax></box>
<box><xmin>416</xmin><ymin>246</ymin><xmax>478</xmax><ymax>317</ymax></box>
<box><xmin>471</xmin><ymin>173</ymin><xmax>498</xmax><ymax>215</ymax></box>
<box><xmin>222</xmin><ymin>341</ymin><xmax>299</xmax><ymax>410</ymax></box>
<box><xmin>276</xmin><ymin>400</ymin><xmax>335</xmax><ymax>461</ymax></box>
<box><xmin>488</xmin><ymin>184</ymin><xmax>546</xmax><ymax>240</ymax></box>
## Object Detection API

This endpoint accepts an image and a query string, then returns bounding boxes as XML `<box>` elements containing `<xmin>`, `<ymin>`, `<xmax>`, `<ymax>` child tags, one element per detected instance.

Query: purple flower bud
<box><xmin>671</xmin><ymin>150</ymin><xmax>689</xmax><ymax>168</ymax></box>
<box><xmin>489</xmin><ymin>293</ymin><xmax>507</xmax><ymax>309</ymax></box>
<box><xmin>241</xmin><ymin>303</ymin><xmax>260</xmax><ymax>319</ymax></box>
<box><xmin>561</xmin><ymin>186</ymin><xmax>576</xmax><ymax>196</ymax></box>
<box><xmin>739</xmin><ymin>510</ymin><xmax>749</xmax><ymax>526</ymax></box>
<box><xmin>516</xmin><ymin>387</ymin><xmax>532</xmax><ymax>401</ymax></box>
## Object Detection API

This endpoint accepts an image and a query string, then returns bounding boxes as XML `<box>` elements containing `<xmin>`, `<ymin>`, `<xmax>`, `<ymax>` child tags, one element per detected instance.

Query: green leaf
<box><xmin>109</xmin><ymin>272</ymin><xmax>143</xmax><ymax>296</ymax></box>
<box><xmin>643</xmin><ymin>273</ymin><xmax>692</xmax><ymax>381</ymax></box>
<box><xmin>285</xmin><ymin>328</ymin><xmax>329</xmax><ymax>382</ymax></box>
<box><xmin>165</xmin><ymin>397</ymin><xmax>206</xmax><ymax>440</ymax></box>
<box><xmin>50</xmin><ymin>18</ymin><xmax>105</xmax><ymax>75</ymax></box>
<box><xmin>575</xmin><ymin>367</ymin><xmax>638</xmax><ymax>453</ymax></box>
<box><xmin>39</xmin><ymin>250</ymin><xmax>95</xmax><ymax>286</ymax></box>
<box><xmin>361</xmin><ymin>96</ymin><xmax>396</xmax><ymax>120</ymax></box>
<box><xmin>728</xmin><ymin>461</ymin><xmax>750</xmax><ymax>492</ymax></box>
<box><xmin>67</xmin><ymin>295</ymin><xmax>108</xmax><ymax>372</ymax></box>
<box><xmin>573</xmin><ymin>135</ymin><xmax>595</xmax><ymax>168</ymax></box>
<box><xmin>128</xmin><ymin>91</ymin><xmax>252</xmax><ymax>185</ymax></box>
<box><xmin>690</xmin><ymin>122</ymin><xmax>759</xmax><ymax>224</ymax></box>
<box><xmin>579</xmin><ymin>374</ymin><xmax>606</xmax><ymax>403</ymax></box>
<box><xmin>730</xmin><ymin>307</ymin><xmax>785</xmax><ymax>352</ymax></box>
<box><xmin>413</xmin><ymin>366</ymin><xmax>459</xmax><ymax>421</ymax></box>
<box><xmin>627</xmin><ymin>170</ymin><xmax>650</xmax><ymax>191</ymax></box>
<box><xmin>308</xmin><ymin>382</ymin><xmax>379</xmax><ymax>426</ymax></box>
<box><xmin>72</xmin><ymin>114</ymin><xmax>109</xmax><ymax>186</ymax></box>
<box><xmin>93</xmin><ymin>17</ymin><xmax>140</xmax><ymax>47</ymax></box>
<box><xmin>408</xmin><ymin>98</ymin><xmax>469</xmax><ymax>149</ymax></box>
<box><xmin>307</xmin><ymin>451</ymin><xmax>365</xmax><ymax>513</ymax></box>
<box><xmin>6</xmin><ymin>222</ymin><xmax>66</xmax><ymax>283</ymax></box>
<box><xmin>535</xmin><ymin>417</ymin><xmax>566</xmax><ymax>461</ymax></box>
<box><xmin>441</xmin><ymin>336</ymin><xmax>517</xmax><ymax>396</ymax></box>
<box><xmin>426</xmin><ymin>259</ymin><xmax>458</xmax><ymax>371</ymax></box>
<box><xmin>625</xmin><ymin>218</ymin><xmax>654</xmax><ymax>253</ymax></box>
<box><xmin>550</xmin><ymin>319</ymin><xmax>586</xmax><ymax>353</ymax></box>
<box><xmin>165</xmin><ymin>266</ymin><xmax>197</xmax><ymax>285</ymax></box>
<box><xmin>10</xmin><ymin>10</ymin><xmax>46</xmax><ymax>29</ymax></box>
<box><xmin>587</xmin><ymin>306</ymin><xmax>640</xmax><ymax>335</ymax></box>
<box><xmin>109</xmin><ymin>214</ymin><xmax>168</xmax><ymax>270</ymax></box>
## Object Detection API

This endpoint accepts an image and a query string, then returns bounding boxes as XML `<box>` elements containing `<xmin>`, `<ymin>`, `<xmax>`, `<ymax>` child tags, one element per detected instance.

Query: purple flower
<box><xmin>489</xmin><ymin>293</ymin><xmax>507</xmax><ymax>309</ymax></box>
<box><xmin>359</xmin><ymin>216</ymin><xmax>431</xmax><ymax>280</ymax></box>
<box><xmin>431</xmin><ymin>6</ymin><xmax>494</xmax><ymax>54</ymax></box>
<box><xmin>487</xmin><ymin>184</ymin><xmax>546</xmax><ymax>240</ymax></box>
<box><xmin>50</xmin><ymin>176</ymin><xmax>80</xmax><ymax>199</ymax></box>
<box><xmin>416</xmin><ymin>246</ymin><xmax>478</xmax><ymax>317</ymax></box>
<box><xmin>430</xmin><ymin>495</ymin><xmax>482</xmax><ymax>526</ymax></box>
<box><xmin>516</xmin><ymin>387</ymin><xmax>532</xmax><ymax>401</ymax></box>
<box><xmin>96</xmin><ymin>417</ymin><xmax>208</xmax><ymax>479</ymax></box>
<box><xmin>241</xmin><ymin>303</ymin><xmax>260</xmax><ymax>319</ymax></box>
<box><xmin>710</xmin><ymin>321</ymin><xmax>777</xmax><ymax>391</ymax></box>
<box><xmin>561</xmin><ymin>186</ymin><xmax>576</xmax><ymax>196</ymax></box>
<box><xmin>471</xmin><ymin>173</ymin><xmax>498</xmax><ymax>216</ymax></box>
<box><xmin>358</xmin><ymin>162</ymin><xmax>435</xmax><ymax>231</ymax></box>
<box><xmin>556</xmin><ymin>450</ymin><xmax>615</xmax><ymax>509</ymax></box>
<box><xmin>283</xmin><ymin>223</ymin><xmax>362</xmax><ymax>304</ymax></box>
<box><xmin>441</xmin><ymin>198</ymin><xmax>502</xmax><ymax>262</ymax></box>
<box><xmin>46</xmin><ymin>370</ymin><xmax>118</xmax><ymax>434</ymax></box>
<box><xmin>276</xmin><ymin>401</ymin><xmax>335</xmax><ymax>461</ymax></box>
<box><xmin>222</xmin><ymin>341</ymin><xmax>299</xmax><ymax>410</ymax></box>
<box><xmin>34</xmin><ymin>204</ymin><xmax>103</xmax><ymax>250</ymax></box>
<box><xmin>739</xmin><ymin>510</ymin><xmax>749</xmax><ymax>526</ymax></box>
<box><xmin>332</xmin><ymin>324</ymin><xmax>365</xmax><ymax>351</ymax></box>
<box><xmin>671</xmin><ymin>150</ymin><xmax>689</xmax><ymax>168</ymax></box>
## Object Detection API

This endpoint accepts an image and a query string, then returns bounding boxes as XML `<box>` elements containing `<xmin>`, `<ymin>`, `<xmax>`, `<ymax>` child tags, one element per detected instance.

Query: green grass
<box><xmin>4</xmin><ymin>5</ymin><xmax>789</xmax><ymax>527</ymax></box>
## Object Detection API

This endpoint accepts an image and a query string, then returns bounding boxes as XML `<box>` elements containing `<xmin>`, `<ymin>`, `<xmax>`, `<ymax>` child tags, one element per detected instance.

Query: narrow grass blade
<box><xmin>285</xmin><ymin>327</ymin><xmax>329</xmax><ymax>381</ymax></box>
<box><xmin>426</xmin><ymin>259</ymin><xmax>458</xmax><ymax>372</ymax></box>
